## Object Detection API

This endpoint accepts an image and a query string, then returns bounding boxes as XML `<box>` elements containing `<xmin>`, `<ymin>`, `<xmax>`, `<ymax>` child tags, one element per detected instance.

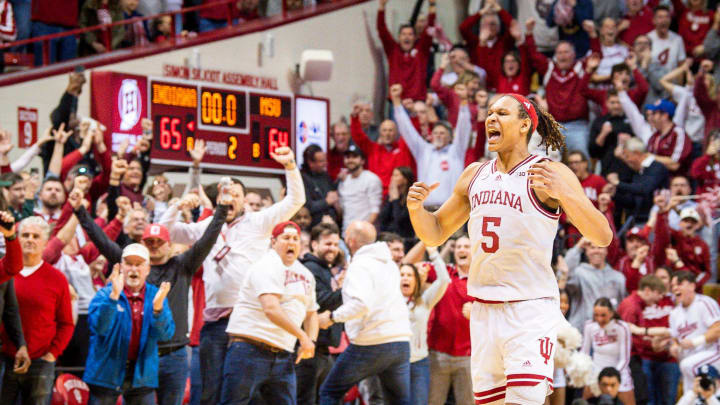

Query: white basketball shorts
<box><xmin>471</xmin><ymin>297</ymin><xmax>563</xmax><ymax>405</ymax></box>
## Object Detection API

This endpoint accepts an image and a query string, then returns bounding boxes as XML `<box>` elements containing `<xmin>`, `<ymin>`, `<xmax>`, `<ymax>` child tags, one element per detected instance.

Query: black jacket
<box><xmin>615</xmin><ymin>159</ymin><xmax>669</xmax><ymax>223</ymax></box>
<box><xmin>300</xmin><ymin>253</ymin><xmax>342</xmax><ymax>349</ymax></box>
<box><xmin>378</xmin><ymin>198</ymin><xmax>413</xmax><ymax>239</ymax></box>
<box><xmin>301</xmin><ymin>171</ymin><xmax>337</xmax><ymax>226</ymax></box>
<box><xmin>588</xmin><ymin>114</ymin><xmax>635</xmax><ymax>180</ymax></box>
<box><xmin>0</xmin><ymin>279</ymin><xmax>25</xmax><ymax>351</ymax></box>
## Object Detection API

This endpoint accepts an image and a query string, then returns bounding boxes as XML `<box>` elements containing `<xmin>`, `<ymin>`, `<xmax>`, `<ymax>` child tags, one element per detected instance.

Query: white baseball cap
<box><xmin>680</xmin><ymin>207</ymin><xmax>701</xmax><ymax>223</ymax></box>
<box><xmin>122</xmin><ymin>243</ymin><xmax>150</xmax><ymax>262</ymax></box>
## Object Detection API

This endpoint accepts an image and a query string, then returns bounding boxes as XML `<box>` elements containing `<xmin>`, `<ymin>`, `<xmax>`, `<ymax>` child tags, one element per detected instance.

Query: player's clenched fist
<box><xmin>407</xmin><ymin>182</ymin><xmax>439</xmax><ymax>211</ymax></box>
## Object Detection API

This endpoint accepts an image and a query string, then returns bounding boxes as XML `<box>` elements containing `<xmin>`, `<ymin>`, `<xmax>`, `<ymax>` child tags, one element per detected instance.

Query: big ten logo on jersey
<box><xmin>284</xmin><ymin>270</ymin><xmax>312</xmax><ymax>295</ymax></box>
<box><xmin>538</xmin><ymin>337</ymin><xmax>553</xmax><ymax>365</ymax></box>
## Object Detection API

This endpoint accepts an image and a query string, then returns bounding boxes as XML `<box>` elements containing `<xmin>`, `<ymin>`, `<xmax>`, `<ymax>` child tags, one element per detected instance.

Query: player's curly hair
<box><xmin>517</xmin><ymin>99</ymin><xmax>566</xmax><ymax>153</ymax></box>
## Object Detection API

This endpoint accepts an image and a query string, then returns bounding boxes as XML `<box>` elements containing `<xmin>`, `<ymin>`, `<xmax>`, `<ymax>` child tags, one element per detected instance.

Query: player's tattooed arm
<box><xmin>528</xmin><ymin>161</ymin><xmax>613</xmax><ymax>247</ymax></box>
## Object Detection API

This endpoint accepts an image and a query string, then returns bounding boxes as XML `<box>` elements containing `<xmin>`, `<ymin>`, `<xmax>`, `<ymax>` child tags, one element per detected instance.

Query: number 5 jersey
<box><xmin>467</xmin><ymin>155</ymin><xmax>560</xmax><ymax>302</ymax></box>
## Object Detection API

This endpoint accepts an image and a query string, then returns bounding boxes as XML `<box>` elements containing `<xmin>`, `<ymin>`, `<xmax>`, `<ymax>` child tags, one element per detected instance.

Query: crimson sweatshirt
<box><xmin>0</xmin><ymin>237</ymin><xmax>22</xmax><ymax>284</ymax></box>
<box><xmin>377</xmin><ymin>10</ymin><xmax>435</xmax><ymax>101</ymax></box>
<box><xmin>31</xmin><ymin>0</ymin><xmax>78</xmax><ymax>28</ymax></box>
<box><xmin>618</xmin><ymin>1</ymin><xmax>658</xmax><ymax>46</ymax></box>
<box><xmin>1</xmin><ymin>262</ymin><xmax>74</xmax><ymax>359</ymax></box>
<box><xmin>652</xmin><ymin>211</ymin><xmax>711</xmax><ymax>289</ymax></box>
<box><xmin>690</xmin><ymin>154</ymin><xmax>720</xmax><ymax>195</ymax></box>
<box><xmin>459</xmin><ymin>9</ymin><xmax>515</xmax><ymax>91</ymax></box>
<box><xmin>527</xmin><ymin>35</ymin><xmax>589</xmax><ymax>122</ymax></box>
<box><xmin>671</xmin><ymin>0</ymin><xmax>715</xmax><ymax>54</ymax></box>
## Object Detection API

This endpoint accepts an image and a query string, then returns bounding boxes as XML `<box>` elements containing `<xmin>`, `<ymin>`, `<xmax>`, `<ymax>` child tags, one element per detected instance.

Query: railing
<box><xmin>0</xmin><ymin>0</ymin><xmax>370</xmax><ymax>86</ymax></box>
<box><xmin>1</xmin><ymin>0</ymin><xmax>258</xmax><ymax>66</ymax></box>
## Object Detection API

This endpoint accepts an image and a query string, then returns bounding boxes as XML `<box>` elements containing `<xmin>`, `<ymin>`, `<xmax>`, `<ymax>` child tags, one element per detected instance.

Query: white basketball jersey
<box><xmin>670</xmin><ymin>294</ymin><xmax>720</xmax><ymax>358</ymax></box>
<box><xmin>581</xmin><ymin>320</ymin><xmax>632</xmax><ymax>374</ymax></box>
<box><xmin>467</xmin><ymin>155</ymin><xmax>560</xmax><ymax>301</ymax></box>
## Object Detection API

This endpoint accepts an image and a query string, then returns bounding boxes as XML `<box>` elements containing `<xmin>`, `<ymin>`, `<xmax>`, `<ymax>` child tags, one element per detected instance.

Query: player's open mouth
<box><xmin>401</xmin><ymin>282</ymin><xmax>410</xmax><ymax>288</ymax></box>
<box><xmin>457</xmin><ymin>253</ymin><xmax>468</xmax><ymax>260</ymax></box>
<box><xmin>487</xmin><ymin>127</ymin><xmax>501</xmax><ymax>142</ymax></box>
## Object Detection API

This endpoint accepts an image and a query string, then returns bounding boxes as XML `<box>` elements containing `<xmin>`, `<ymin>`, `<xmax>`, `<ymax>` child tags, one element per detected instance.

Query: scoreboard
<box><xmin>90</xmin><ymin>71</ymin><xmax>328</xmax><ymax>175</ymax></box>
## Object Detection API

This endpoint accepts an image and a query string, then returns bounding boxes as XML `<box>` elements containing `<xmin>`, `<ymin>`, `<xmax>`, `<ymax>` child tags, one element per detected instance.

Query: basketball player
<box><xmin>406</xmin><ymin>91</ymin><xmax>613</xmax><ymax>404</ymax></box>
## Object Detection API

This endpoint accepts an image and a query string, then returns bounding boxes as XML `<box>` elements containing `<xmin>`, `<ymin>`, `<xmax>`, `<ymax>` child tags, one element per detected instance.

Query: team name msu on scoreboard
<box><xmin>91</xmin><ymin>71</ymin><xmax>328</xmax><ymax>175</ymax></box>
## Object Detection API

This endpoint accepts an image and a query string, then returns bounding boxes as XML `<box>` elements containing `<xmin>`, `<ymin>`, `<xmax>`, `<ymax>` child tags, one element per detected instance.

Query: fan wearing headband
<box><xmin>407</xmin><ymin>94</ymin><xmax>613</xmax><ymax>405</ymax></box>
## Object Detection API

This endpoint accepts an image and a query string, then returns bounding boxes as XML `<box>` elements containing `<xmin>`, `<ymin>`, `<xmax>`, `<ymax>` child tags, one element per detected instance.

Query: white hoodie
<box><xmin>332</xmin><ymin>242</ymin><xmax>412</xmax><ymax>346</ymax></box>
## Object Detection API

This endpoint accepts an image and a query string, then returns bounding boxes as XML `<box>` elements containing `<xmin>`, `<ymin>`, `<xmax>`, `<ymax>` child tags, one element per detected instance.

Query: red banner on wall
<box><xmin>17</xmin><ymin>107</ymin><xmax>38</xmax><ymax>148</ymax></box>
<box><xmin>90</xmin><ymin>71</ymin><xmax>148</xmax><ymax>153</ymax></box>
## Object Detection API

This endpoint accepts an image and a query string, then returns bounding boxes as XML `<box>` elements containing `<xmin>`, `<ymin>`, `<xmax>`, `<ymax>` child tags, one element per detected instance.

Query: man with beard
<box><xmin>159</xmin><ymin>146</ymin><xmax>305</xmax><ymax>405</ymax></box>
<box><xmin>34</xmin><ymin>178</ymin><xmax>66</xmax><ymax>224</ymax></box>
<box><xmin>73</xmin><ymin>189</ymin><xmax>230</xmax><ymax>405</ymax></box>
<box><xmin>565</xmin><ymin>237</ymin><xmax>627</xmax><ymax>331</ymax></box>
<box><xmin>425</xmin><ymin>235</ymin><xmax>474</xmax><ymax>405</ymax></box>
<box><xmin>338</xmin><ymin>146</ymin><xmax>382</xmax><ymax>232</ymax></box>
<box><xmin>296</xmin><ymin>222</ymin><xmax>343</xmax><ymax>405</ymax></box>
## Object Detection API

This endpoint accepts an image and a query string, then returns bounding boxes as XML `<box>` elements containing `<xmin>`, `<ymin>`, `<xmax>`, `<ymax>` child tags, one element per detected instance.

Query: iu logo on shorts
<box><xmin>538</xmin><ymin>337</ymin><xmax>553</xmax><ymax>365</ymax></box>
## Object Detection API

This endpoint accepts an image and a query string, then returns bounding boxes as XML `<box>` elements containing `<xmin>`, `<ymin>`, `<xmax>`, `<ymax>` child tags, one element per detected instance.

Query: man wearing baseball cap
<box><xmin>653</xmin><ymin>195</ymin><xmax>710</xmax><ymax>289</ymax></box>
<box><xmin>84</xmin><ymin>244</ymin><xmax>174</xmax><ymax>403</ymax></box>
<box><xmin>616</xmin><ymin>226</ymin><xmax>654</xmax><ymax>293</ymax></box>
<box><xmin>221</xmin><ymin>221</ymin><xmax>319</xmax><ymax>404</ymax></box>
<box><xmin>337</xmin><ymin>145</ymin><xmax>382</xmax><ymax>232</ymax></box>
<box><xmin>73</xmin><ymin>193</ymin><xmax>230</xmax><ymax>405</ymax></box>
<box><xmin>157</xmin><ymin>146</ymin><xmax>305</xmax><ymax>405</ymax></box>
<box><xmin>619</xmin><ymin>90</ymin><xmax>692</xmax><ymax>174</ymax></box>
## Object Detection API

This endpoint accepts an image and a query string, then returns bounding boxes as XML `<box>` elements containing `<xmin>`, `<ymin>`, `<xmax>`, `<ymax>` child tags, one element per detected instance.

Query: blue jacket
<box><xmin>83</xmin><ymin>283</ymin><xmax>175</xmax><ymax>390</ymax></box>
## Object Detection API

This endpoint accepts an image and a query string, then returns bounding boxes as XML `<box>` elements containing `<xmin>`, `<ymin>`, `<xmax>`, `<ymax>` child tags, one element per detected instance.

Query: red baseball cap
<box><xmin>52</xmin><ymin>373</ymin><xmax>89</xmax><ymax>405</ymax></box>
<box><xmin>142</xmin><ymin>224</ymin><xmax>170</xmax><ymax>243</ymax></box>
<box><xmin>625</xmin><ymin>226</ymin><xmax>649</xmax><ymax>242</ymax></box>
<box><xmin>271</xmin><ymin>221</ymin><xmax>301</xmax><ymax>239</ymax></box>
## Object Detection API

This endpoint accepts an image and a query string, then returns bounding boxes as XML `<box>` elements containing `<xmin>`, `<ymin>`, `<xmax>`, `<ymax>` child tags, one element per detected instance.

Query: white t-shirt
<box><xmin>598</xmin><ymin>44</ymin><xmax>630</xmax><ymax>77</ymax></box>
<box><xmin>338</xmin><ymin>170</ymin><xmax>383</xmax><ymax>232</ymax></box>
<box><xmin>670</xmin><ymin>294</ymin><xmax>720</xmax><ymax>359</ymax></box>
<box><xmin>648</xmin><ymin>30</ymin><xmax>687</xmax><ymax>71</ymax></box>
<box><xmin>226</xmin><ymin>250</ymin><xmax>319</xmax><ymax>352</ymax></box>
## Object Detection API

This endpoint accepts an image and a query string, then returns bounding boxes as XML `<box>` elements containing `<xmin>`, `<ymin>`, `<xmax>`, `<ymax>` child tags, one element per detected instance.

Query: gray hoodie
<box><xmin>565</xmin><ymin>245</ymin><xmax>627</xmax><ymax>331</ymax></box>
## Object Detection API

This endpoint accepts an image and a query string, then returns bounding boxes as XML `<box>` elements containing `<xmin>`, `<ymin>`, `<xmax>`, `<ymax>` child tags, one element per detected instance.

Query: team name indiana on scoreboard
<box><xmin>470</xmin><ymin>190</ymin><xmax>524</xmax><ymax>213</ymax></box>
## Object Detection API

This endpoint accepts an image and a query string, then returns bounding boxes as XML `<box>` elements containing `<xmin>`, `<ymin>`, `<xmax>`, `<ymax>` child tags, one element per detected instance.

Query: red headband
<box><xmin>506</xmin><ymin>93</ymin><xmax>538</xmax><ymax>133</ymax></box>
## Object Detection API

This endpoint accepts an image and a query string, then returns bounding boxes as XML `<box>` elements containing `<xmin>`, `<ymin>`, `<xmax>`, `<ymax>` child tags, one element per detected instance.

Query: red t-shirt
<box><xmin>672</xmin><ymin>0</ymin><xmax>715</xmax><ymax>54</ymax></box>
<box><xmin>617</xmin><ymin>254</ymin><xmax>655</xmax><ymax>294</ymax></box>
<box><xmin>690</xmin><ymin>154</ymin><xmax>720</xmax><ymax>195</ymax></box>
<box><xmin>426</xmin><ymin>265</ymin><xmax>471</xmax><ymax>357</ymax></box>
<box><xmin>124</xmin><ymin>285</ymin><xmax>146</xmax><ymax>362</ymax></box>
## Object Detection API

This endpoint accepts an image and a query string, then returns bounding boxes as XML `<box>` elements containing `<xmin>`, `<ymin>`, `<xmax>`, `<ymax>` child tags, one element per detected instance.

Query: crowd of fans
<box><xmin>0</xmin><ymin>0</ymin><xmax>334</xmax><ymax>70</ymax></box>
<box><xmin>0</xmin><ymin>0</ymin><xmax>719</xmax><ymax>404</ymax></box>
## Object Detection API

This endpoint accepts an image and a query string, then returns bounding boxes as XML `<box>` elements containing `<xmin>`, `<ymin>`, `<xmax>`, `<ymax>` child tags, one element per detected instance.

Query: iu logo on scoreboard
<box><xmin>538</xmin><ymin>337</ymin><xmax>554</xmax><ymax>365</ymax></box>
<box><xmin>118</xmin><ymin>79</ymin><xmax>141</xmax><ymax>131</ymax></box>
